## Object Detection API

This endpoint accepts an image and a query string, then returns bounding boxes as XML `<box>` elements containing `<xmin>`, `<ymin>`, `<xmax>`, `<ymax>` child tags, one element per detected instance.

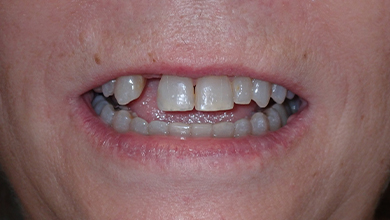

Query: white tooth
<box><xmin>250</xmin><ymin>112</ymin><xmax>269</xmax><ymax>135</ymax></box>
<box><xmin>232</xmin><ymin>77</ymin><xmax>252</xmax><ymax>105</ymax></box>
<box><xmin>93</xmin><ymin>86</ymin><xmax>102</xmax><ymax>93</ymax></box>
<box><xmin>148</xmin><ymin>121</ymin><xmax>168</xmax><ymax>135</ymax></box>
<box><xmin>213</xmin><ymin>122</ymin><xmax>234</xmax><ymax>138</ymax></box>
<box><xmin>92</xmin><ymin>94</ymin><xmax>106</xmax><ymax>107</ymax></box>
<box><xmin>234</xmin><ymin>118</ymin><xmax>251</xmax><ymax>137</ymax></box>
<box><xmin>129</xmin><ymin>117</ymin><xmax>149</xmax><ymax>135</ymax></box>
<box><xmin>94</xmin><ymin>100</ymin><xmax>109</xmax><ymax>115</ymax></box>
<box><xmin>286</xmin><ymin>90</ymin><xmax>295</xmax><ymax>99</ymax></box>
<box><xmin>264</xmin><ymin>108</ymin><xmax>282</xmax><ymax>131</ymax></box>
<box><xmin>114</xmin><ymin>75</ymin><xmax>146</xmax><ymax>105</ymax></box>
<box><xmin>100</xmin><ymin>104</ymin><xmax>115</xmax><ymax>125</ymax></box>
<box><xmin>157</xmin><ymin>75</ymin><xmax>194</xmax><ymax>111</ymax></box>
<box><xmin>168</xmin><ymin>123</ymin><xmax>191</xmax><ymax>137</ymax></box>
<box><xmin>252</xmin><ymin>79</ymin><xmax>271</xmax><ymax>108</ymax></box>
<box><xmin>195</xmin><ymin>76</ymin><xmax>234</xmax><ymax>111</ymax></box>
<box><xmin>102</xmin><ymin>80</ymin><xmax>116</xmax><ymax>97</ymax></box>
<box><xmin>112</xmin><ymin>110</ymin><xmax>132</xmax><ymax>133</ymax></box>
<box><xmin>271</xmin><ymin>104</ymin><xmax>288</xmax><ymax>126</ymax></box>
<box><xmin>190</xmin><ymin>124</ymin><xmax>213</xmax><ymax>137</ymax></box>
<box><xmin>271</xmin><ymin>84</ymin><xmax>287</xmax><ymax>104</ymax></box>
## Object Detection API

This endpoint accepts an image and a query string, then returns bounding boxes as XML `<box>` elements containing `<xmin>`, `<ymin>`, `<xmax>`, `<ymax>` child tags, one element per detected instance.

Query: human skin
<box><xmin>0</xmin><ymin>0</ymin><xmax>390</xmax><ymax>219</ymax></box>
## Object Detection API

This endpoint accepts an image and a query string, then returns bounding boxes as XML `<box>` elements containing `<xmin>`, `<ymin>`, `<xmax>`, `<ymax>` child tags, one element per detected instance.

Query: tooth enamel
<box><xmin>100</xmin><ymin>104</ymin><xmax>115</xmax><ymax>124</ymax></box>
<box><xmin>250</xmin><ymin>112</ymin><xmax>269</xmax><ymax>135</ymax></box>
<box><xmin>114</xmin><ymin>75</ymin><xmax>146</xmax><ymax>105</ymax></box>
<box><xmin>234</xmin><ymin>118</ymin><xmax>251</xmax><ymax>137</ymax></box>
<box><xmin>93</xmin><ymin>86</ymin><xmax>102</xmax><ymax>93</ymax></box>
<box><xmin>129</xmin><ymin>117</ymin><xmax>149</xmax><ymax>135</ymax></box>
<box><xmin>195</xmin><ymin>76</ymin><xmax>234</xmax><ymax>111</ymax></box>
<box><xmin>169</xmin><ymin>123</ymin><xmax>191</xmax><ymax>137</ymax></box>
<box><xmin>264</xmin><ymin>108</ymin><xmax>282</xmax><ymax>131</ymax></box>
<box><xmin>232</xmin><ymin>77</ymin><xmax>252</xmax><ymax>105</ymax></box>
<box><xmin>102</xmin><ymin>80</ymin><xmax>116</xmax><ymax>97</ymax></box>
<box><xmin>271</xmin><ymin>84</ymin><xmax>287</xmax><ymax>104</ymax></box>
<box><xmin>157</xmin><ymin>75</ymin><xmax>195</xmax><ymax>111</ymax></box>
<box><xmin>94</xmin><ymin>99</ymin><xmax>109</xmax><ymax>115</ymax></box>
<box><xmin>286</xmin><ymin>90</ymin><xmax>295</xmax><ymax>100</ymax></box>
<box><xmin>288</xmin><ymin>98</ymin><xmax>301</xmax><ymax>114</ymax></box>
<box><xmin>191</xmin><ymin>124</ymin><xmax>213</xmax><ymax>137</ymax></box>
<box><xmin>213</xmin><ymin>122</ymin><xmax>234</xmax><ymax>138</ymax></box>
<box><xmin>112</xmin><ymin>110</ymin><xmax>132</xmax><ymax>133</ymax></box>
<box><xmin>271</xmin><ymin>104</ymin><xmax>288</xmax><ymax>126</ymax></box>
<box><xmin>252</xmin><ymin>79</ymin><xmax>271</xmax><ymax>108</ymax></box>
<box><xmin>148</xmin><ymin>121</ymin><xmax>169</xmax><ymax>135</ymax></box>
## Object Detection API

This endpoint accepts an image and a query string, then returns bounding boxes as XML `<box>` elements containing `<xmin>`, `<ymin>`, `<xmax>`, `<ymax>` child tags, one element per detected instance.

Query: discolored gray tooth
<box><xmin>157</xmin><ymin>75</ymin><xmax>194</xmax><ymax>111</ymax></box>
<box><xmin>114</xmin><ymin>75</ymin><xmax>146</xmax><ymax>105</ymax></box>
<box><xmin>232</xmin><ymin>77</ymin><xmax>252</xmax><ymax>104</ymax></box>
<box><xmin>271</xmin><ymin>84</ymin><xmax>287</xmax><ymax>104</ymax></box>
<box><xmin>195</xmin><ymin>76</ymin><xmax>234</xmax><ymax>111</ymax></box>
<box><xmin>252</xmin><ymin>79</ymin><xmax>271</xmax><ymax>108</ymax></box>
<box><xmin>264</xmin><ymin>108</ymin><xmax>282</xmax><ymax>131</ymax></box>
<box><xmin>102</xmin><ymin>80</ymin><xmax>116</xmax><ymax>97</ymax></box>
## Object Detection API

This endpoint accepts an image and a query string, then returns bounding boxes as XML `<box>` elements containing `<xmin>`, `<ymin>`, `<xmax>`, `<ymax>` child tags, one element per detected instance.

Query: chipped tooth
<box><xmin>157</xmin><ymin>75</ymin><xmax>194</xmax><ymax>111</ymax></box>
<box><xmin>195</xmin><ymin>76</ymin><xmax>234</xmax><ymax>111</ymax></box>
<box><xmin>286</xmin><ymin>90</ymin><xmax>295</xmax><ymax>99</ymax></box>
<box><xmin>232</xmin><ymin>77</ymin><xmax>252</xmax><ymax>105</ymax></box>
<box><xmin>100</xmin><ymin>104</ymin><xmax>115</xmax><ymax>124</ymax></box>
<box><xmin>191</xmin><ymin>124</ymin><xmax>213</xmax><ymax>137</ymax></box>
<box><xmin>148</xmin><ymin>121</ymin><xmax>169</xmax><ymax>135</ymax></box>
<box><xmin>213</xmin><ymin>122</ymin><xmax>234</xmax><ymax>138</ymax></box>
<box><xmin>271</xmin><ymin>84</ymin><xmax>287</xmax><ymax>104</ymax></box>
<box><xmin>112</xmin><ymin>110</ymin><xmax>132</xmax><ymax>133</ymax></box>
<box><xmin>252</xmin><ymin>79</ymin><xmax>271</xmax><ymax>108</ymax></box>
<box><xmin>234</xmin><ymin>118</ymin><xmax>251</xmax><ymax>137</ymax></box>
<box><xmin>271</xmin><ymin>104</ymin><xmax>288</xmax><ymax>126</ymax></box>
<box><xmin>102</xmin><ymin>80</ymin><xmax>116</xmax><ymax>97</ymax></box>
<box><xmin>251</xmin><ymin>112</ymin><xmax>269</xmax><ymax>135</ymax></box>
<box><xmin>169</xmin><ymin>123</ymin><xmax>191</xmax><ymax>137</ymax></box>
<box><xmin>129</xmin><ymin>117</ymin><xmax>149</xmax><ymax>135</ymax></box>
<box><xmin>114</xmin><ymin>75</ymin><xmax>146</xmax><ymax>105</ymax></box>
<box><xmin>264</xmin><ymin>108</ymin><xmax>282</xmax><ymax>131</ymax></box>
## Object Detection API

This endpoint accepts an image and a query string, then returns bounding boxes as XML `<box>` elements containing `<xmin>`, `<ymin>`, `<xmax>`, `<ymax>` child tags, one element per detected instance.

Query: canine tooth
<box><xmin>213</xmin><ymin>122</ymin><xmax>234</xmax><ymax>138</ymax></box>
<box><xmin>157</xmin><ymin>75</ymin><xmax>194</xmax><ymax>111</ymax></box>
<box><xmin>271</xmin><ymin>84</ymin><xmax>287</xmax><ymax>104</ymax></box>
<box><xmin>102</xmin><ymin>80</ymin><xmax>116</xmax><ymax>97</ymax></box>
<box><xmin>100</xmin><ymin>104</ymin><xmax>115</xmax><ymax>124</ymax></box>
<box><xmin>286</xmin><ymin>90</ymin><xmax>295</xmax><ymax>99</ymax></box>
<box><xmin>191</xmin><ymin>124</ymin><xmax>213</xmax><ymax>137</ymax></box>
<box><xmin>114</xmin><ymin>75</ymin><xmax>146</xmax><ymax>105</ymax></box>
<box><xmin>130</xmin><ymin>117</ymin><xmax>149</xmax><ymax>135</ymax></box>
<box><xmin>251</xmin><ymin>112</ymin><xmax>269</xmax><ymax>135</ymax></box>
<box><xmin>112</xmin><ymin>110</ymin><xmax>132</xmax><ymax>133</ymax></box>
<box><xmin>252</xmin><ymin>79</ymin><xmax>271</xmax><ymax>108</ymax></box>
<box><xmin>148</xmin><ymin>121</ymin><xmax>168</xmax><ymax>135</ymax></box>
<box><xmin>94</xmin><ymin>100</ymin><xmax>109</xmax><ymax>115</ymax></box>
<box><xmin>232</xmin><ymin>77</ymin><xmax>252</xmax><ymax>104</ymax></box>
<box><xmin>169</xmin><ymin>123</ymin><xmax>191</xmax><ymax>137</ymax></box>
<box><xmin>264</xmin><ymin>108</ymin><xmax>282</xmax><ymax>131</ymax></box>
<box><xmin>234</xmin><ymin>118</ymin><xmax>251</xmax><ymax>137</ymax></box>
<box><xmin>271</xmin><ymin>104</ymin><xmax>288</xmax><ymax>126</ymax></box>
<box><xmin>195</xmin><ymin>76</ymin><xmax>234</xmax><ymax>111</ymax></box>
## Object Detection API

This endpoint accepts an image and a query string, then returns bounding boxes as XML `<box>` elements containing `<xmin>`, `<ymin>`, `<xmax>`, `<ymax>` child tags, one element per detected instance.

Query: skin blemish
<box><xmin>148</xmin><ymin>52</ymin><xmax>157</xmax><ymax>63</ymax></box>
<box><xmin>94</xmin><ymin>53</ymin><xmax>101</xmax><ymax>65</ymax></box>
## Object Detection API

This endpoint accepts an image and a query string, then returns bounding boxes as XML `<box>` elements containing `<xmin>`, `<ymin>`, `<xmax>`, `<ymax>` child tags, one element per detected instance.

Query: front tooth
<box><xmin>271</xmin><ymin>104</ymin><xmax>288</xmax><ymax>126</ymax></box>
<box><xmin>213</xmin><ymin>122</ymin><xmax>234</xmax><ymax>138</ymax></box>
<box><xmin>191</xmin><ymin>124</ymin><xmax>213</xmax><ymax>137</ymax></box>
<box><xmin>102</xmin><ymin>80</ymin><xmax>116</xmax><ymax>97</ymax></box>
<box><xmin>157</xmin><ymin>75</ymin><xmax>194</xmax><ymax>111</ymax></box>
<box><xmin>234</xmin><ymin>118</ymin><xmax>251</xmax><ymax>137</ymax></box>
<box><xmin>169</xmin><ymin>123</ymin><xmax>191</xmax><ymax>137</ymax></box>
<box><xmin>114</xmin><ymin>75</ymin><xmax>146</xmax><ymax>105</ymax></box>
<box><xmin>148</xmin><ymin>121</ymin><xmax>168</xmax><ymax>135</ymax></box>
<box><xmin>232</xmin><ymin>77</ymin><xmax>252</xmax><ymax>104</ymax></box>
<box><xmin>264</xmin><ymin>108</ymin><xmax>282</xmax><ymax>131</ymax></box>
<box><xmin>195</xmin><ymin>76</ymin><xmax>234</xmax><ymax>111</ymax></box>
<box><xmin>130</xmin><ymin>117</ymin><xmax>149</xmax><ymax>135</ymax></box>
<box><xmin>252</xmin><ymin>79</ymin><xmax>271</xmax><ymax>108</ymax></box>
<box><xmin>271</xmin><ymin>84</ymin><xmax>287</xmax><ymax>104</ymax></box>
<box><xmin>251</xmin><ymin>112</ymin><xmax>269</xmax><ymax>135</ymax></box>
<box><xmin>112</xmin><ymin>110</ymin><xmax>132</xmax><ymax>133</ymax></box>
<box><xmin>100</xmin><ymin>104</ymin><xmax>115</xmax><ymax>124</ymax></box>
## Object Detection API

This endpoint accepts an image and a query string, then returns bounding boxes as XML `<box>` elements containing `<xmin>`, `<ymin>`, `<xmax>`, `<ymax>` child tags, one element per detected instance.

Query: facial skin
<box><xmin>0</xmin><ymin>0</ymin><xmax>390</xmax><ymax>219</ymax></box>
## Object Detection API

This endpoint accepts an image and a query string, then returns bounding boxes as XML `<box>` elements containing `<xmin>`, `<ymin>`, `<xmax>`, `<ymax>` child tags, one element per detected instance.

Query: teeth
<box><xmin>129</xmin><ymin>117</ymin><xmax>149</xmax><ymax>135</ymax></box>
<box><xmin>157</xmin><ymin>75</ymin><xmax>195</xmax><ymax>111</ymax></box>
<box><xmin>169</xmin><ymin>123</ymin><xmax>191</xmax><ymax>137</ymax></box>
<box><xmin>250</xmin><ymin>112</ymin><xmax>269</xmax><ymax>135</ymax></box>
<box><xmin>100</xmin><ymin>104</ymin><xmax>115</xmax><ymax>125</ymax></box>
<box><xmin>271</xmin><ymin>84</ymin><xmax>287</xmax><ymax>104</ymax></box>
<box><xmin>191</xmin><ymin>124</ymin><xmax>213</xmax><ymax>137</ymax></box>
<box><xmin>264</xmin><ymin>108</ymin><xmax>282</xmax><ymax>131</ymax></box>
<box><xmin>232</xmin><ymin>77</ymin><xmax>252</xmax><ymax>105</ymax></box>
<box><xmin>213</xmin><ymin>122</ymin><xmax>234</xmax><ymax>138</ymax></box>
<box><xmin>92</xmin><ymin>94</ymin><xmax>109</xmax><ymax>115</ymax></box>
<box><xmin>114</xmin><ymin>75</ymin><xmax>146</xmax><ymax>105</ymax></box>
<box><xmin>195</xmin><ymin>76</ymin><xmax>234</xmax><ymax>111</ymax></box>
<box><xmin>234</xmin><ymin>118</ymin><xmax>251</xmax><ymax>137</ymax></box>
<box><xmin>102</xmin><ymin>80</ymin><xmax>116</xmax><ymax>97</ymax></box>
<box><xmin>148</xmin><ymin>121</ymin><xmax>169</xmax><ymax>135</ymax></box>
<box><xmin>252</xmin><ymin>79</ymin><xmax>271</xmax><ymax>108</ymax></box>
<box><xmin>112</xmin><ymin>110</ymin><xmax>132</xmax><ymax>133</ymax></box>
<box><xmin>271</xmin><ymin>104</ymin><xmax>288</xmax><ymax>126</ymax></box>
<box><xmin>286</xmin><ymin>90</ymin><xmax>295</xmax><ymax>100</ymax></box>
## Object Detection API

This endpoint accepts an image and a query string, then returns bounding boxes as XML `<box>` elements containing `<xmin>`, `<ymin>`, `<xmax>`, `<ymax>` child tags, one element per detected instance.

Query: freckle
<box><xmin>361</xmin><ymin>115</ymin><xmax>365</xmax><ymax>120</ymax></box>
<box><xmin>303</xmin><ymin>53</ymin><xmax>307</xmax><ymax>59</ymax></box>
<box><xmin>94</xmin><ymin>53</ymin><xmax>101</xmax><ymax>65</ymax></box>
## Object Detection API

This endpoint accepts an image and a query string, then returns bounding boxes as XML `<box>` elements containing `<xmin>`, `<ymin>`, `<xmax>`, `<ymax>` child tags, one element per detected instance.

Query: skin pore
<box><xmin>0</xmin><ymin>0</ymin><xmax>390</xmax><ymax>219</ymax></box>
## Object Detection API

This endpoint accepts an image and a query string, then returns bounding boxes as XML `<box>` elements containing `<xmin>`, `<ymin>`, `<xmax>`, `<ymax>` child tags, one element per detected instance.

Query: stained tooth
<box><xmin>264</xmin><ymin>108</ymin><xmax>282</xmax><ymax>131</ymax></box>
<box><xmin>234</xmin><ymin>118</ymin><xmax>251</xmax><ymax>137</ymax></box>
<box><xmin>102</xmin><ymin>80</ymin><xmax>116</xmax><ymax>97</ymax></box>
<box><xmin>271</xmin><ymin>84</ymin><xmax>287</xmax><ymax>104</ymax></box>
<box><xmin>148</xmin><ymin>121</ymin><xmax>169</xmax><ymax>135</ymax></box>
<box><xmin>112</xmin><ymin>110</ymin><xmax>132</xmax><ymax>133</ymax></box>
<box><xmin>232</xmin><ymin>77</ymin><xmax>252</xmax><ymax>105</ymax></box>
<box><xmin>251</xmin><ymin>112</ymin><xmax>269</xmax><ymax>135</ymax></box>
<box><xmin>271</xmin><ymin>104</ymin><xmax>288</xmax><ymax>126</ymax></box>
<box><xmin>286</xmin><ymin>90</ymin><xmax>295</xmax><ymax>99</ymax></box>
<box><xmin>92</xmin><ymin>94</ymin><xmax>106</xmax><ymax>107</ymax></box>
<box><xmin>114</xmin><ymin>75</ymin><xmax>146</xmax><ymax>105</ymax></box>
<box><xmin>129</xmin><ymin>117</ymin><xmax>149</xmax><ymax>135</ymax></box>
<box><xmin>169</xmin><ymin>123</ymin><xmax>191</xmax><ymax>137</ymax></box>
<box><xmin>213</xmin><ymin>122</ymin><xmax>234</xmax><ymax>138</ymax></box>
<box><xmin>195</xmin><ymin>76</ymin><xmax>234</xmax><ymax>111</ymax></box>
<box><xmin>157</xmin><ymin>75</ymin><xmax>194</xmax><ymax>111</ymax></box>
<box><xmin>190</xmin><ymin>124</ymin><xmax>213</xmax><ymax>137</ymax></box>
<box><xmin>100</xmin><ymin>104</ymin><xmax>115</xmax><ymax>124</ymax></box>
<box><xmin>288</xmin><ymin>98</ymin><xmax>301</xmax><ymax>114</ymax></box>
<box><xmin>252</xmin><ymin>79</ymin><xmax>271</xmax><ymax>108</ymax></box>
